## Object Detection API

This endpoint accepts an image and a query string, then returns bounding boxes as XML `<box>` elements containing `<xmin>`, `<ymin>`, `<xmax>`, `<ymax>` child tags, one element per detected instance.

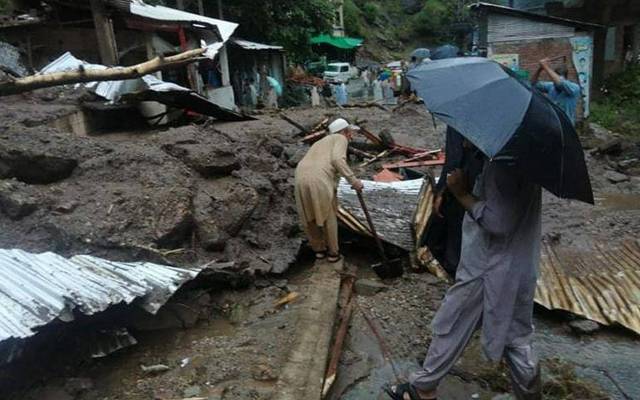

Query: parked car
<box><xmin>323</xmin><ymin>62</ymin><xmax>357</xmax><ymax>83</ymax></box>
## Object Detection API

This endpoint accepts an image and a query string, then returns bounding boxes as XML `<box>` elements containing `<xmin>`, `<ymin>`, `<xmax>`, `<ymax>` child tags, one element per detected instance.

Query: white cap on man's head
<box><xmin>329</xmin><ymin>118</ymin><xmax>360</xmax><ymax>134</ymax></box>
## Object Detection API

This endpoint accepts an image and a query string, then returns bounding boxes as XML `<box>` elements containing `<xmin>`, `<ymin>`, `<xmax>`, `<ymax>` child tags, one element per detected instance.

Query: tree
<box><xmin>222</xmin><ymin>0</ymin><xmax>335</xmax><ymax>62</ymax></box>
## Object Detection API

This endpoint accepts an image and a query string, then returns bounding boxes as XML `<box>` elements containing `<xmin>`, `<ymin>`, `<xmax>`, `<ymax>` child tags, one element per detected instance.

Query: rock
<box><xmin>355</xmin><ymin>279</ymin><xmax>389</xmax><ymax>296</ymax></box>
<box><xmin>163</xmin><ymin>143</ymin><xmax>240</xmax><ymax>178</ymax></box>
<box><xmin>0</xmin><ymin>181</ymin><xmax>38</xmax><ymax>219</ymax></box>
<box><xmin>604</xmin><ymin>170</ymin><xmax>630</xmax><ymax>183</ymax></box>
<box><xmin>64</xmin><ymin>377</ymin><xmax>94</xmax><ymax>395</ymax></box>
<box><xmin>284</xmin><ymin>145</ymin><xmax>306</xmax><ymax>167</ymax></box>
<box><xmin>618</xmin><ymin>158</ymin><xmax>639</xmax><ymax>170</ymax></box>
<box><xmin>568</xmin><ymin>319</ymin><xmax>601</xmax><ymax>334</ymax></box>
<box><xmin>167</xmin><ymin>302</ymin><xmax>200</xmax><ymax>328</ymax></box>
<box><xmin>595</xmin><ymin>138</ymin><xmax>622</xmax><ymax>156</ymax></box>
<box><xmin>182</xmin><ymin>385</ymin><xmax>202</xmax><ymax>398</ymax></box>
<box><xmin>588</xmin><ymin>122</ymin><xmax>613</xmax><ymax>141</ymax></box>
<box><xmin>140</xmin><ymin>364</ymin><xmax>171</xmax><ymax>374</ymax></box>
<box><xmin>53</xmin><ymin>200</ymin><xmax>78</xmax><ymax>214</ymax></box>
<box><xmin>253</xmin><ymin>364</ymin><xmax>278</xmax><ymax>381</ymax></box>
<box><xmin>194</xmin><ymin>182</ymin><xmax>259</xmax><ymax>250</ymax></box>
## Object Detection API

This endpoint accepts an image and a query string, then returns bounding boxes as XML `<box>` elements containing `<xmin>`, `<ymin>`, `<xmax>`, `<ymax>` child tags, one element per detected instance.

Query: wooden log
<box><xmin>301</xmin><ymin>130</ymin><xmax>326</xmax><ymax>144</ymax></box>
<box><xmin>348</xmin><ymin>146</ymin><xmax>376</xmax><ymax>159</ymax></box>
<box><xmin>90</xmin><ymin>0</ymin><xmax>118</xmax><ymax>65</ymax></box>
<box><xmin>0</xmin><ymin>48</ymin><xmax>206</xmax><ymax>96</ymax></box>
<box><xmin>281</xmin><ymin>114</ymin><xmax>310</xmax><ymax>135</ymax></box>
<box><xmin>382</xmin><ymin>159</ymin><xmax>445</xmax><ymax>169</ymax></box>
<box><xmin>322</xmin><ymin>275</ymin><xmax>355</xmax><ymax>398</ymax></box>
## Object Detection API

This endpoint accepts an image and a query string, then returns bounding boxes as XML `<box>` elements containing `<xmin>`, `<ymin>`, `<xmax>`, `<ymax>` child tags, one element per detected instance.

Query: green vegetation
<box><xmin>0</xmin><ymin>0</ymin><xmax>11</xmax><ymax>13</ymax></box>
<box><xmin>222</xmin><ymin>0</ymin><xmax>334</xmax><ymax>62</ymax></box>
<box><xmin>337</xmin><ymin>0</ymin><xmax>477</xmax><ymax>60</ymax></box>
<box><xmin>591</xmin><ymin>64</ymin><xmax>640</xmax><ymax>139</ymax></box>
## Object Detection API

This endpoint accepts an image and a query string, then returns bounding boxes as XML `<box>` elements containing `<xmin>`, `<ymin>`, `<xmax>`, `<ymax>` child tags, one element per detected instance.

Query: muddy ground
<box><xmin>1</xmin><ymin>87</ymin><xmax>639</xmax><ymax>399</ymax></box>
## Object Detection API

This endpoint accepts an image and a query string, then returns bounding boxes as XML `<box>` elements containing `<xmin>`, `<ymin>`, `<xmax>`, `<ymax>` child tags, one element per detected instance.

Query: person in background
<box><xmin>248</xmin><ymin>78</ymin><xmax>258</xmax><ymax>109</ymax></box>
<box><xmin>531</xmin><ymin>58</ymin><xmax>581</xmax><ymax>126</ymax></box>
<box><xmin>294</xmin><ymin>118</ymin><xmax>364</xmax><ymax>263</ymax></box>
<box><xmin>373</xmin><ymin>79</ymin><xmax>383</xmax><ymax>103</ymax></box>
<box><xmin>335</xmin><ymin>82</ymin><xmax>348</xmax><ymax>106</ymax></box>
<box><xmin>311</xmin><ymin>85</ymin><xmax>321</xmax><ymax>107</ymax></box>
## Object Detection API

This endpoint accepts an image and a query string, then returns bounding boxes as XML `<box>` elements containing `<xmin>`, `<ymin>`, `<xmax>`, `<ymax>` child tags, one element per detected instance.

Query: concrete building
<box><xmin>472</xmin><ymin>2</ymin><xmax>601</xmax><ymax>119</ymax></box>
<box><xmin>489</xmin><ymin>0</ymin><xmax>640</xmax><ymax>85</ymax></box>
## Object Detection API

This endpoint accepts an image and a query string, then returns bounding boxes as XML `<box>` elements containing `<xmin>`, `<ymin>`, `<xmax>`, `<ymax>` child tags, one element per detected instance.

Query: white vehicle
<box><xmin>323</xmin><ymin>62</ymin><xmax>357</xmax><ymax>83</ymax></box>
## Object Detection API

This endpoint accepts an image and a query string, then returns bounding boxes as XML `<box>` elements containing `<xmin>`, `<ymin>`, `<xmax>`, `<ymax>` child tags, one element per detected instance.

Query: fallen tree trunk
<box><xmin>0</xmin><ymin>48</ymin><xmax>206</xmax><ymax>96</ymax></box>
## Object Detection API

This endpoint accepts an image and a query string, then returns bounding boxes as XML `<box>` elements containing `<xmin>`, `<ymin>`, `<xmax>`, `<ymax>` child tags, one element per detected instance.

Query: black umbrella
<box><xmin>407</xmin><ymin>57</ymin><xmax>593</xmax><ymax>204</ymax></box>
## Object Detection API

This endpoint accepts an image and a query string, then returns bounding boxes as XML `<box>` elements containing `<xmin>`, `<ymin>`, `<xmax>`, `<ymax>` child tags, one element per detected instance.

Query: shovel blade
<box><xmin>372</xmin><ymin>259</ymin><xmax>403</xmax><ymax>279</ymax></box>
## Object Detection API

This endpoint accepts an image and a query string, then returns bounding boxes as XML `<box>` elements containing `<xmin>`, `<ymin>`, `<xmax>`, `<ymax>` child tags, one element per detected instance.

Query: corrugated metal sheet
<box><xmin>535</xmin><ymin>240</ymin><xmax>640</xmax><ymax>335</ymax></box>
<box><xmin>129</xmin><ymin>0</ymin><xmax>237</xmax><ymax>58</ymax></box>
<box><xmin>0</xmin><ymin>249</ymin><xmax>202</xmax><ymax>346</ymax></box>
<box><xmin>232</xmin><ymin>39</ymin><xmax>284</xmax><ymax>51</ymax></box>
<box><xmin>488</xmin><ymin>13</ymin><xmax>575</xmax><ymax>43</ymax></box>
<box><xmin>337</xmin><ymin>178</ymin><xmax>425</xmax><ymax>251</ymax></box>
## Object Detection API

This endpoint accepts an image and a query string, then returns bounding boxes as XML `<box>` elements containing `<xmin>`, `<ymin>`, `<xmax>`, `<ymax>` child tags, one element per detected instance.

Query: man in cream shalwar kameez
<box><xmin>295</xmin><ymin>119</ymin><xmax>363</xmax><ymax>261</ymax></box>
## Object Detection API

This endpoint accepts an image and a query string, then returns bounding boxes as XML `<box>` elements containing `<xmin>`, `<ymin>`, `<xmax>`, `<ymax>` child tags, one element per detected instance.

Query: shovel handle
<box><xmin>356</xmin><ymin>191</ymin><xmax>388</xmax><ymax>263</ymax></box>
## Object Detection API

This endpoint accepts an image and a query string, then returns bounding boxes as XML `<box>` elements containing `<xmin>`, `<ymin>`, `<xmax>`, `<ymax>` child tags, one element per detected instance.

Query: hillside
<box><xmin>343</xmin><ymin>0</ymin><xmax>475</xmax><ymax>61</ymax></box>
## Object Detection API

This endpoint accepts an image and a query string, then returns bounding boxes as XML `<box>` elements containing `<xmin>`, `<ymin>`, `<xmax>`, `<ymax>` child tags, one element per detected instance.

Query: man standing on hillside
<box><xmin>294</xmin><ymin>118</ymin><xmax>364</xmax><ymax>263</ymax></box>
<box><xmin>532</xmin><ymin>58</ymin><xmax>581</xmax><ymax>126</ymax></box>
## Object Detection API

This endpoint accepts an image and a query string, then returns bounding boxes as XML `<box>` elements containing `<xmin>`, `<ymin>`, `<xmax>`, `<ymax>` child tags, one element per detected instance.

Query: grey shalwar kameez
<box><xmin>410</xmin><ymin>159</ymin><xmax>542</xmax><ymax>399</ymax></box>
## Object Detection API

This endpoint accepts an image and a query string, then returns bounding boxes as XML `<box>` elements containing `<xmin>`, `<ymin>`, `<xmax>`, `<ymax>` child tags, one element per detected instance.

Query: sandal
<box><xmin>327</xmin><ymin>253</ymin><xmax>343</xmax><ymax>263</ymax></box>
<box><xmin>315</xmin><ymin>252</ymin><xmax>327</xmax><ymax>260</ymax></box>
<box><xmin>383</xmin><ymin>383</ymin><xmax>435</xmax><ymax>400</ymax></box>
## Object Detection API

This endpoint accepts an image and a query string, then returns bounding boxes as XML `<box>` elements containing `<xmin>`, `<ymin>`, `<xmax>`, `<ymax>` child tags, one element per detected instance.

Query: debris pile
<box><xmin>0</xmin><ymin>104</ymin><xmax>305</xmax><ymax>279</ymax></box>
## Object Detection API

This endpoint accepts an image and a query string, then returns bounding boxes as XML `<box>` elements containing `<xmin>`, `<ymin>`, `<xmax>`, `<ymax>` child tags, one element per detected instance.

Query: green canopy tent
<box><xmin>310</xmin><ymin>34</ymin><xmax>363</xmax><ymax>63</ymax></box>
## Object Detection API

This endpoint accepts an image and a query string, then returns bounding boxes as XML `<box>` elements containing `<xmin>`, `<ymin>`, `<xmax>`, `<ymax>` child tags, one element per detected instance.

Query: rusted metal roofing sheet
<box><xmin>535</xmin><ymin>240</ymin><xmax>640</xmax><ymax>335</ymax></box>
<box><xmin>0</xmin><ymin>249</ymin><xmax>202</xmax><ymax>347</ymax></box>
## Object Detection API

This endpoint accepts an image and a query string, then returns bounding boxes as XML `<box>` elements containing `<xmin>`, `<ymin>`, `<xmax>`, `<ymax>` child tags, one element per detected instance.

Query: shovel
<box><xmin>356</xmin><ymin>191</ymin><xmax>404</xmax><ymax>279</ymax></box>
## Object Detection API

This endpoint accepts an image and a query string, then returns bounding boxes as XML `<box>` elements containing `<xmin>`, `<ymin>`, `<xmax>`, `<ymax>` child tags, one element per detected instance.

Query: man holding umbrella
<box><xmin>384</xmin><ymin>58</ymin><xmax>593</xmax><ymax>400</ymax></box>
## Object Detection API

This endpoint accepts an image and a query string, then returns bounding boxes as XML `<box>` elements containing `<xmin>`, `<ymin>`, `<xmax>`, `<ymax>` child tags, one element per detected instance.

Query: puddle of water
<box><xmin>533</xmin><ymin>316</ymin><xmax>640</xmax><ymax>400</ymax></box>
<box><xmin>596</xmin><ymin>193</ymin><xmax>640</xmax><ymax>210</ymax></box>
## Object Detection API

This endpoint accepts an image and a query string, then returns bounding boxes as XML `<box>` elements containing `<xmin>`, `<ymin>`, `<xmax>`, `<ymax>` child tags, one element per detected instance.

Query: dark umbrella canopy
<box><xmin>410</xmin><ymin>48</ymin><xmax>431</xmax><ymax>60</ymax></box>
<box><xmin>431</xmin><ymin>45</ymin><xmax>460</xmax><ymax>60</ymax></box>
<box><xmin>407</xmin><ymin>57</ymin><xmax>594</xmax><ymax>204</ymax></box>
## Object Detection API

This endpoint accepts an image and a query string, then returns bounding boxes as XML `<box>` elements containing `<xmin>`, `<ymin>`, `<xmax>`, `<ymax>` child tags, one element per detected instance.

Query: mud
<box><xmin>1</xmin><ymin>87</ymin><xmax>640</xmax><ymax>400</ymax></box>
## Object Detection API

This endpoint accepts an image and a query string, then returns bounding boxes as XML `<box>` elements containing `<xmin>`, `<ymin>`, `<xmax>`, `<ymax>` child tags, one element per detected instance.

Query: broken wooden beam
<box><xmin>301</xmin><ymin>130</ymin><xmax>326</xmax><ymax>144</ymax></box>
<box><xmin>348</xmin><ymin>146</ymin><xmax>376</xmax><ymax>159</ymax></box>
<box><xmin>281</xmin><ymin>114</ymin><xmax>310</xmax><ymax>136</ymax></box>
<box><xmin>383</xmin><ymin>157</ymin><xmax>445</xmax><ymax>170</ymax></box>
<box><xmin>322</xmin><ymin>274</ymin><xmax>355</xmax><ymax>398</ymax></box>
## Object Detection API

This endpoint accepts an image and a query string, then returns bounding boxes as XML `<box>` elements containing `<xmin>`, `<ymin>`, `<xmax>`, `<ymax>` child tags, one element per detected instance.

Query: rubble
<box><xmin>354</xmin><ymin>279</ymin><xmax>389</xmax><ymax>296</ymax></box>
<box><xmin>568</xmin><ymin>319</ymin><xmax>601</xmax><ymax>335</ymax></box>
<box><xmin>604</xmin><ymin>170</ymin><xmax>630</xmax><ymax>183</ymax></box>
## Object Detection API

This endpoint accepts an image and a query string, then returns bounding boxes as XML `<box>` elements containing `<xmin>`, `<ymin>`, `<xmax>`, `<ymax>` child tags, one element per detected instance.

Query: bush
<box><xmin>411</xmin><ymin>0</ymin><xmax>448</xmax><ymax>36</ymax></box>
<box><xmin>591</xmin><ymin>64</ymin><xmax>640</xmax><ymax>138</ymax></box>
<box><xmin>362</xmin><ymin>2</ymin><xmax>380</xmax><ymax>23</ymax></box>
<box><xmin>343</xmin><ymin>0</ymin><xmax>364</xmax><ymax>37</ymax></box>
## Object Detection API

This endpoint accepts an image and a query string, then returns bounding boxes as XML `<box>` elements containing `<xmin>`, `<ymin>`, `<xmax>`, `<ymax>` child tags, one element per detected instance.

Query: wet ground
<box><xmin>332</xmin><ymin>243</ymin><xmax>639</xmax><ymax>400</ymax></box>
<box><xmin>1</xmin><ymin>86</ymin><xmax>639</xmax><ymax>399</ymax></box>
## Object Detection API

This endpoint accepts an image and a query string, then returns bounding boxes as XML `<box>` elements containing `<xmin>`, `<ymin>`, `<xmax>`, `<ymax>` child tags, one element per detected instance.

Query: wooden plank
<box><xmin>382</xmin><ymin>159</ymin><xmax>445</xmax><ymax>169</ymax></box>
<box><xmin>90</xmin><ymin>0</ymin><xmax>119</xmax><ymax>65</ymax></box>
